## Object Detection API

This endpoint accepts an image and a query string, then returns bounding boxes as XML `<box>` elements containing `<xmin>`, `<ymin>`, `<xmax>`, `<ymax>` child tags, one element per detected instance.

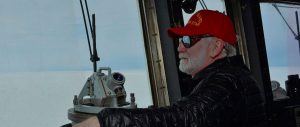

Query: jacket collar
<box><xmin>191</xmin><ymin>55</ymin><xmax>244</xmax><ymax>81</ymax></box>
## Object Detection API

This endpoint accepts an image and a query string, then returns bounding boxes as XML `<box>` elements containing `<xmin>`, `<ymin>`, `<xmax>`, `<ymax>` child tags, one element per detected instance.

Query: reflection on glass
<box><xmin>260</xmin><ymin>3</ymin><xmax>300</xmax><ymax>92</ymax></box>
<box><xmin>0</xmin><ymin>0</ymin><xmax>152</xmax><ymax>126</ymax></box>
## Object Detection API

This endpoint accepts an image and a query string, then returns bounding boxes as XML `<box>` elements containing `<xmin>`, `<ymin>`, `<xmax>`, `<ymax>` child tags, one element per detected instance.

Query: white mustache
<box><xmin>179</xmin><ymin>53</ymin><xmax>189</xmax><ymax>59</ymax></box>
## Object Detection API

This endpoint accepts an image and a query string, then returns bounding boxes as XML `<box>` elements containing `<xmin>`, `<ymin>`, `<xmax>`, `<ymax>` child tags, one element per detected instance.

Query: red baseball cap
<box><xmin>168</xmin><ymin>10</ymin><xmax>237</xmax><ymax>45</ymax></box>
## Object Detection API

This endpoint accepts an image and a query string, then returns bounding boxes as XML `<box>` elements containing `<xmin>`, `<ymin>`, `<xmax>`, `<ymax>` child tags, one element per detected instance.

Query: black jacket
<box><xmin>97</xmin><ymin>55</ymin><xmax>266</xmax><ymax>127</ymax></box>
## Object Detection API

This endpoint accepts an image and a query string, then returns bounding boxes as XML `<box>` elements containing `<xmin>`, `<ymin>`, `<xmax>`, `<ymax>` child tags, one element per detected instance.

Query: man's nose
<box><xmin>177</xmin><ymin>42</ymin><xmax>187</xmax><ymax>53</ymax></box>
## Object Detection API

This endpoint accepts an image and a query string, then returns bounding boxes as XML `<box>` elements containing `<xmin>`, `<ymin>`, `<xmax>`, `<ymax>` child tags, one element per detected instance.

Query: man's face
<box><xmin>178</xmin><ymin>37</ymin><xmax>212</xmax><ymax>76</ymax></box>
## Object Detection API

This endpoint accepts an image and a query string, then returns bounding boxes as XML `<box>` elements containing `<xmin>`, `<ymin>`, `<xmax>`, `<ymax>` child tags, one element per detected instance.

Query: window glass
<box><xmin>260</xmin><ymin>3</ymin><xmax>300</xmax><ymax>90</ymax></box>
<box><xmin>182</xmin><ymin>0</ymin><xmax>226</xmax><ymax>24</ymax></box>
<box><xmin>0</xmin><ymin>0</ymin><xmax>152</xmax><ymax>126</ymax></box>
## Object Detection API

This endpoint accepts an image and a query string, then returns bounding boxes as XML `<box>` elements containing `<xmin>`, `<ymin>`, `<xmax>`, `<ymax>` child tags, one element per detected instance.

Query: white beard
<box><xmin>179</xmin><ymin>50</ymin><xmax>208</xmax><ymax>75</ymax></box>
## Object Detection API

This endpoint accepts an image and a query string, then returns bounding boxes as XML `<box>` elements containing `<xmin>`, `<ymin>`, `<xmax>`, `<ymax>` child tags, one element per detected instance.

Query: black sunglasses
<box><xmin>178</xmin><ymin>34</ymin><xmax>213</xmax><ymax>48</ymax></box>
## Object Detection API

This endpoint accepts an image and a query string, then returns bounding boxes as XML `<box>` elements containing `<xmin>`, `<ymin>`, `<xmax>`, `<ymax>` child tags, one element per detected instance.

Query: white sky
<box><xmin>0</xmin><ymin>0</ymin><xmax>147</xmax><ymax>72</ymax></box>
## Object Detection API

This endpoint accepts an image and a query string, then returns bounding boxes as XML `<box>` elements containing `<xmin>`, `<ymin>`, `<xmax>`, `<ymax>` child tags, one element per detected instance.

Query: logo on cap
<box><xmin>187</xmin><ymin>13</ymin><xmax>202</xmax><ymax>26</ymax></box>
<box><xmin>168</xmin><ymin>10</ymin><xmax>237</xmax><ymax>45</ymax></box>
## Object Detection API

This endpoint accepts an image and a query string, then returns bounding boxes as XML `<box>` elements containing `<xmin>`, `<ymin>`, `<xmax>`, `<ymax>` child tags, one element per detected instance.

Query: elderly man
<box><xmin>73</xmin><ymin>10</ymin><xmax>266</xmax><ymax>127</ymax></box>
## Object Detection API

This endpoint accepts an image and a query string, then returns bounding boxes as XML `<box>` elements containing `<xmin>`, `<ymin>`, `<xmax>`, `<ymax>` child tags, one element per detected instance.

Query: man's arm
<box><xmin>74</xmin><ymin>75</ymin><xmax>241</xmax><ymax>127</ymax></box>
<box><xmin>73</xmin><ymin>116</ymin><xmax>100</xmax><ymax>127</ymax></box>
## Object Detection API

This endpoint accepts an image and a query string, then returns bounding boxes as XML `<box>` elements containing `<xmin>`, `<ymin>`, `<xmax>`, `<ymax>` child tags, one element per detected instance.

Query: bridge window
<box><xmin>0</xmin><ymin>0</ymin><xmax>152</xmax><ymax>126</ymax></box>
<box><xmin>260</xmin><ymin>2</ymin><xmax>300</xmax><ymax>97</ymax></box>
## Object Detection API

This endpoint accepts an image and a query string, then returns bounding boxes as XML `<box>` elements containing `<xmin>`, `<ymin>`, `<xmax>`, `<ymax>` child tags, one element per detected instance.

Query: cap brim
<box><xmin>168</xmin><ymin>27</ymin><xmax>205</xmax><ymax>38</ymax></box>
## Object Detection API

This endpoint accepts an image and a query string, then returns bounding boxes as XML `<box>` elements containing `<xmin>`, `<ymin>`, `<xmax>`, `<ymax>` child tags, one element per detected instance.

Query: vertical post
<box><xmin>296</xmin><ymin>11</ymin><xmax>300</xmax><ymax>55</ymax></box>
<box><xmin>92</xmin><ymin>14</ymin><xmax>99</xmax><ymax>72</ymax></box>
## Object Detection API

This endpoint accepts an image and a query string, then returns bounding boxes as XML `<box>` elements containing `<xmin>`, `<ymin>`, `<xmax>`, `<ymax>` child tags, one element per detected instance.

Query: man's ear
<box><xmin>209</xmin><ymin>38</ymin><xmax>224</xmax><ymax>58</ymax></box>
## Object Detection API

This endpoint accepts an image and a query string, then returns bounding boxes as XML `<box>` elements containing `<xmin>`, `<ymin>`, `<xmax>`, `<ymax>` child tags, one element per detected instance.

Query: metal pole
<box><xmin>79</xmin><ymin>0</ymin><xmax>92</xmax><ymax>58</ymax></box>
<box><xmin>92</xmin><ymin>14</ymin><xmax>99</xmax><ymax>72</ymax></box>
<box><xmin>296</xmin><ymin>11</ymin><xmax>300</xmax><ymax>54</ymax></box>
<box><xmin>84</xmin><ymin>0</ymin><xmax>94</xmax><ymax>38</ymax></box>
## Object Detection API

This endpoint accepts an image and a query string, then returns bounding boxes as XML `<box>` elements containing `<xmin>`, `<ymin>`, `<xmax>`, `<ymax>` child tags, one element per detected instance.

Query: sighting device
<box><xmin>67</xmin><ymin>0</ymin><xmax>137</xmax><ymax>124</ymax></box>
